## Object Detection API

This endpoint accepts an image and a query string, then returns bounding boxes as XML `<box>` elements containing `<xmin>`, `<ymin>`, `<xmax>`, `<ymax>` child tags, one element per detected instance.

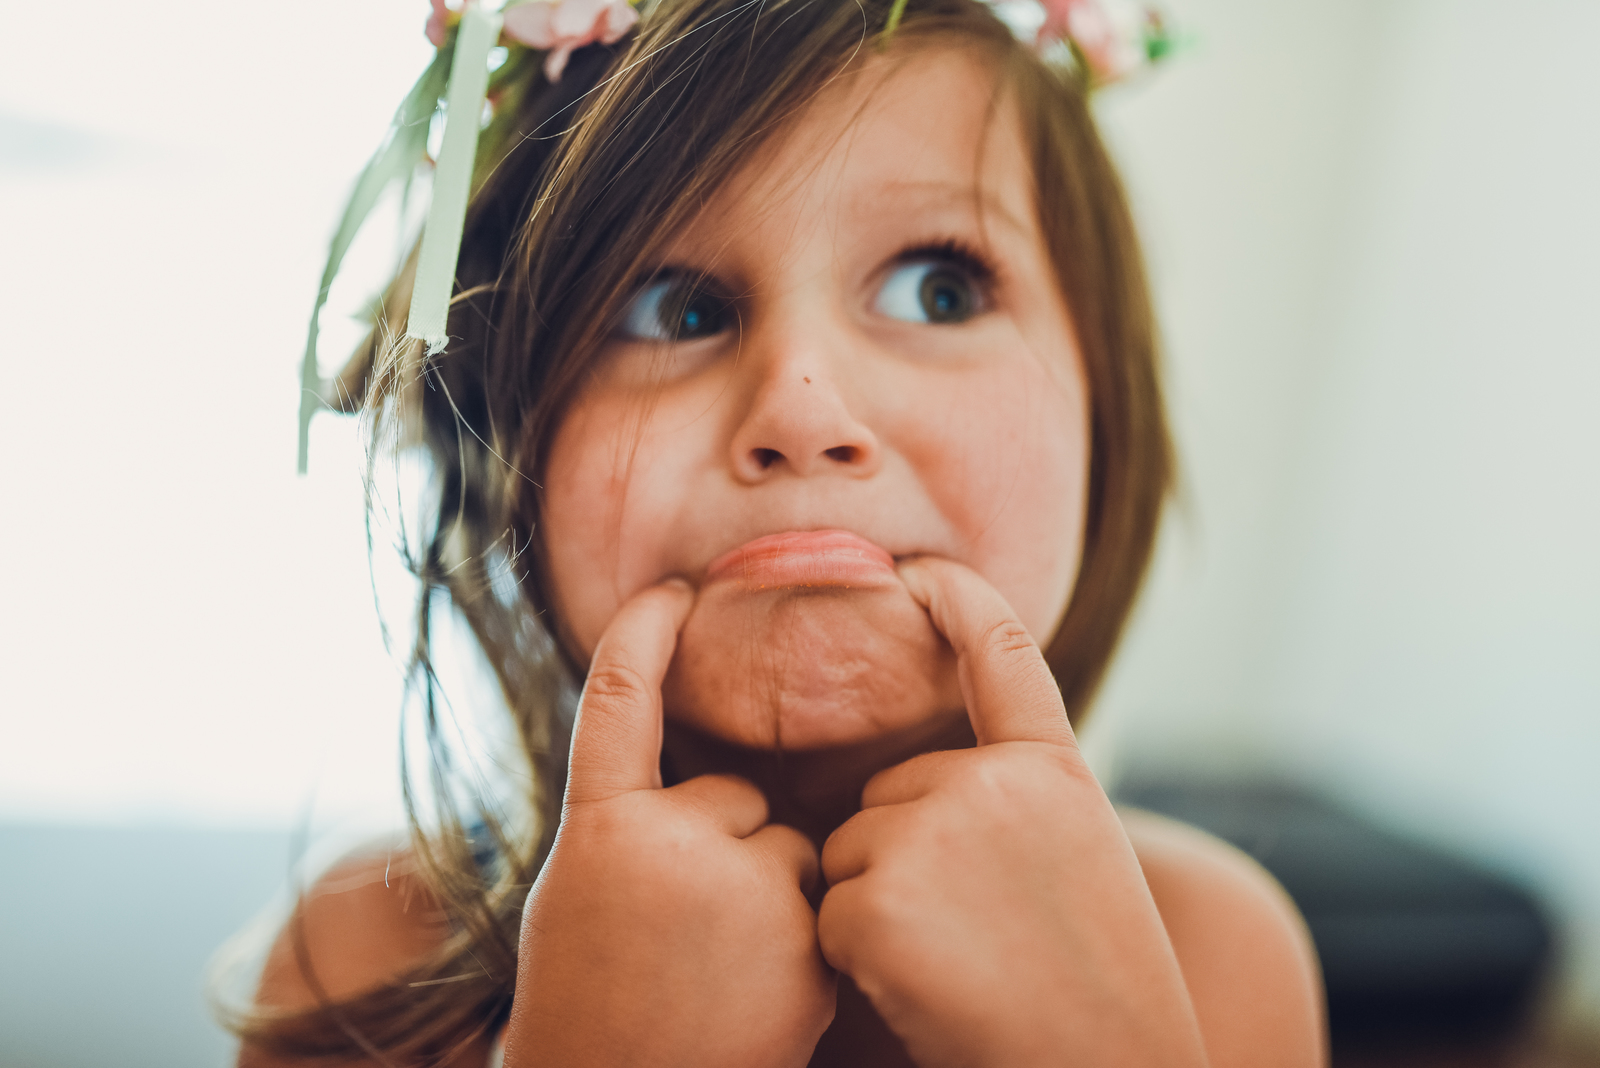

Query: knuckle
<box><xmin>636</xmin><ymin>819</ymin><xmax>720</xmax><ymax>893</ymax></box>
<box><xmin>954</xmin><ymin>746</ymin><xmax>1065</xmax><ymax>813</ymax></box>
<box><xmin>580</xmin><ymin>662</ymin><xmax>653</xmax><ymax>711</ymax></box>
<box><xmin>711</xmin><ymin>771</ymin><xmax>766</xmax><ymax>808</ymax></box>
<box><xmin>816</xmin><ymin>899</ymin><xmax>849</xmax><ymax>968</ymax></box>
<box><xmin>819</xmin><ymin>834</ymin><xmax>847</xmax><ymax>878</ymax></box>
<box><xmin>753</xmin><ymin>826</ymin><xmax>809</xmax><ymax>873</ymax></box>
<box><xmin>958</xmin><ymin>745</ymin><xmax>1019</xmax><ymax>792</ymax></box>
<box><xmin>818</xmin><ymin>884</ymin><xmax>878</xmax><ymax>969</ymax></box>
<box><xmin>977</xmin><ymin>617</ymin><xmax>1039</xmax><ymax>661</ymax></box>
<box><xmin>768</xmin><ymin>821</ymin><xmax>814</xmax><ymax>858</ymax></box>
<box><xmin>653</xmin><ymin>806</ymin><xmax>713</xmax><ymax>856</ymax></box>
<box><xmin>852</xmin><ymin>871</ymin><xmax>911</xmax><ymax>932</ymax></box>
<box><xmin>820</xmin><ymin>876</ymin><xmax>915</xmax><ymax>978</ymax></box>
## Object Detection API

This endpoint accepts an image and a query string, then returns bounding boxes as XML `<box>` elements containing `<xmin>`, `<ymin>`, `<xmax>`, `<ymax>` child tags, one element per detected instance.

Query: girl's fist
<box><xmin>505</xmin><ymin>580</ymin><xmax>835</xmax><ymax>1068</ymax></box>
<box><xmin>817</xmin><ymin>558</ymin><xmax>1208</xmax><ymax>1068</ymax></box>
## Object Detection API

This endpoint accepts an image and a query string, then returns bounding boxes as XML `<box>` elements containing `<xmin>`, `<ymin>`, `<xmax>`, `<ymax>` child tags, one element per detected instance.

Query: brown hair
<box><xmin>226</xmin><ymin>0</ymin><xmax>1169</xmax><ymax>1059</ymax></box>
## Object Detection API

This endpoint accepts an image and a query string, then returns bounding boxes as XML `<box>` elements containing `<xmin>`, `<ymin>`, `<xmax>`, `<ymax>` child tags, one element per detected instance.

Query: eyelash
<box><xmin>894</xmin><ymin>237</ymin><xmax>997</xmax><ymax>285</ymax></box>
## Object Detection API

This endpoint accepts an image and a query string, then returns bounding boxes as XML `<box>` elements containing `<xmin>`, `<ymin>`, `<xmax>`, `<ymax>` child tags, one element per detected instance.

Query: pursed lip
<box><xmin>702</xmin><ymin>529</ymin><xmax>898</xmax><ymax>590</ymax></box>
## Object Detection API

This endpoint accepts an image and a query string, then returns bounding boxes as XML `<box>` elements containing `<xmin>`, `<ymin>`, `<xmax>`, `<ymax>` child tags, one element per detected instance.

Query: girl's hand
<box><xmin>503</xmin><ymin>580</ymin><xmax>836</xmax><ymax>1068</ymax></box>
<box><xmin>817</xmin><ymin>558</ymin><xmax>1210</xmax><ymax>1068</ymax></box>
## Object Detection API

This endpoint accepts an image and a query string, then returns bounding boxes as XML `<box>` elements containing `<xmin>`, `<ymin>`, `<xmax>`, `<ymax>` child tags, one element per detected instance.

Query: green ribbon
<box><xmin>407</xmin><ymin>5</ymin><xmax>505</xmax><ymax>356</ymax></box>
<box><xmin>297</xmin><ymin>5</ymin><xmax>503</xmax><ymax>474</ymax></box>
<box><xmin>297</xmin><ymin>44</ymin><xmax>452</xmax><ymax>474</ymax></box>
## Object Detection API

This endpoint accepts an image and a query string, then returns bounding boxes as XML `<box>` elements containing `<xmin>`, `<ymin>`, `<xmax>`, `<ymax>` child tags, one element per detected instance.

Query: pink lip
<box><xmin>703</xmin><ymin>530</ymin><xmax>897</xmax><ymax>590</ymax></box>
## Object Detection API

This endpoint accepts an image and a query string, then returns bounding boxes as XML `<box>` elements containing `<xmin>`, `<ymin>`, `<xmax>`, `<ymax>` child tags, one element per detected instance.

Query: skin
<box><xmin>245</xmin><ymin>44</ymin><xmax>1326</xmax><ymax>1068</ymax></box>
<box><xmin>540</xmin><ymin>44</ymin><xmax>1089</xmax><ymax>843</ymax></box>
<box><xmin>540</xmin><ymin>47</ymin><xmax>1089</xmax><ymax>764</ymax></box>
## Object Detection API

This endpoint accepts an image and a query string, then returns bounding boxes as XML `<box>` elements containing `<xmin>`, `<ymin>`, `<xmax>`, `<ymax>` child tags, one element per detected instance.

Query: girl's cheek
<box><xmin>542</xmin><ymin>396</ymin><xmax>638</xmax><ymax>657</ymax></box>
<box><xmin>896</xmin><ymin>356</ymin><xmax>1042</xmax><ymax>524</ymax></box>
<box><xmin>902</xmin><ymin>348</ymin><xmax>1089</xmax><ymax>639</ymax></box>
<box><xmin>543</xmin><ymin>386</ymin><xmax>712</xmax><ymax>657</ymax></box>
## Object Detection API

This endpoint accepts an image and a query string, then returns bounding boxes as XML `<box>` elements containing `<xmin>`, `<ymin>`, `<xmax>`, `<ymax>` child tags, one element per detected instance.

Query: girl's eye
<box><xmin>875</xmin><ymin>260</ymin><xmax>983</xmax><ymax>325</ymax></box>
<box><xmin>616</xmin><ymin>276</ymin><xmax>731</xmax><ymax>342</ymax></box>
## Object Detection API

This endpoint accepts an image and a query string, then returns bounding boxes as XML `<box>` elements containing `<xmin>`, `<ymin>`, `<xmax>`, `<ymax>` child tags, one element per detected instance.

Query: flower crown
<box><xmin>297</xmin><ymin>0</ymin><xmax>1175</xmax><ymax>472</ymax></box>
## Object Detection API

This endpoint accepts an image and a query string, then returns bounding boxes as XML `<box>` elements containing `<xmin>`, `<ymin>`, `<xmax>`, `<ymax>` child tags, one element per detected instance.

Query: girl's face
<box><xmin>543</xmin><ymin>45</ymin><xmax>1090</xmax><ymax>754</ymax></box>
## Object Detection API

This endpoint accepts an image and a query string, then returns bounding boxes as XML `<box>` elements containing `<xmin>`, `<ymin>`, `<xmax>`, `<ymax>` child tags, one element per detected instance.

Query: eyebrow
<box><xmin>857</xmin><ymin>180</ymin><xmax>1032</xmax><ymax>239</ymax></box>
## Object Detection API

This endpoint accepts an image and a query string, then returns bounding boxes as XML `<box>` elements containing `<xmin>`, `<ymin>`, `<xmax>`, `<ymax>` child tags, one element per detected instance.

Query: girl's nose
<box><xmin>727</xmin><ymin>344</ymin><xmax>881</xmax><ymax>483</ymax></box>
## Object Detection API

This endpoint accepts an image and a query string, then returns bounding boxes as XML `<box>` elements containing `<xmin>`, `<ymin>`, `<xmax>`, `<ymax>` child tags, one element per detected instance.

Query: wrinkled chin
<box><xmin>661</xmin><ymin>580</ymin><xmax>960</xmax><ymax>751</ymax></box>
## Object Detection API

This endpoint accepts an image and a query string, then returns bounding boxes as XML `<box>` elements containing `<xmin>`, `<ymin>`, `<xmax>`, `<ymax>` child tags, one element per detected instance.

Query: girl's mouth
<box><xmin>702</xmin><ymin>529</ymin><xmax>898</xmax><ymax>590</ymax></box>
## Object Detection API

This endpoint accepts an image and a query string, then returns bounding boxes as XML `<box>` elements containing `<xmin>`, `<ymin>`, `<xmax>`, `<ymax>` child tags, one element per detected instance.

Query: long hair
<box><xmin>225</xmin><ymin>0</ymin><xmax>1170</xmax><ymax>1059</ymax></box>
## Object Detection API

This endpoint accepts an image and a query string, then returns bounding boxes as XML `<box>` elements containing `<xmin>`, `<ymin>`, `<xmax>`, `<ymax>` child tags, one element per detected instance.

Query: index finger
<box><xmin>565</xmin><ymin>579</ymin><xmax>695</xmax><ymax>805</ymax></box>
<box><xmin>897</xmin><ymin>557</ymin><xmax>1074</xmax><ymax>747</ymax></box>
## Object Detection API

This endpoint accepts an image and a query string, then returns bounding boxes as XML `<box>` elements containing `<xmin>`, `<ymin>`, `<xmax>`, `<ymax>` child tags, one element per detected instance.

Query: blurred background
<box><xmin>0</xmin><ymin>0</ymin><xmax>1594</xmax><ymax>1065</ymax></box>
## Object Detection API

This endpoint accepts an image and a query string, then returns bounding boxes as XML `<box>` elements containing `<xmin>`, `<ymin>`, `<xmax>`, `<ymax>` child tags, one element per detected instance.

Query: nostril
<box><xmin>824</xmin><ymin>445</ymin><xmax>858</xmax><ymax>464</ymax></box>
<box><xmin>753</xmin><ymin>447</ymin><xmax>783</xmax><ymax>469</ymax></box>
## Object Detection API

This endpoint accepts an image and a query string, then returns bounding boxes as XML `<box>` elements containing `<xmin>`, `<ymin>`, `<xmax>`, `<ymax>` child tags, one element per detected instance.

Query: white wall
<box><xmin>0</xmin><ymin>1</ymin><xmax>430</xmax><ymax>831</ymax></box>
<box><xmin>1090</xmin><ymin>0</ymin><xmax>1600</xmax><ymax>1038</ymax></box>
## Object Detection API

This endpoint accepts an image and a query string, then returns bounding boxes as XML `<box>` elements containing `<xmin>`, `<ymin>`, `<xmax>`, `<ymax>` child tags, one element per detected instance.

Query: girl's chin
<box><xmin>660</xmin><ymin>580</ymin><xmax>960</xmax><ymax>751</ymax></box>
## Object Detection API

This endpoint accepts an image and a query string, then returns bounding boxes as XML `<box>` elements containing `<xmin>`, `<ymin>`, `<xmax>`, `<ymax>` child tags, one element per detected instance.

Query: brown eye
<box><xmin>876</xmin><ymin>260</ymin><xmax>981</xmax><ymax>324</ymax></box>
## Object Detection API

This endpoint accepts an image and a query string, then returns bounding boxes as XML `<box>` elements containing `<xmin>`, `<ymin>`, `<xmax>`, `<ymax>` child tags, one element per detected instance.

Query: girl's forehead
<box><xmin>673</xmin><ymin>44</ymin><xmax>1035</xmax><ymax>258</ymax></box>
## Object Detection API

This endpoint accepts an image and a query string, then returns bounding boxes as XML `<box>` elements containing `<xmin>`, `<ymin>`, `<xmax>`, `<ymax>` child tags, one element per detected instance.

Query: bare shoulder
<box><xmin>241</xmin><ymin>845</ymin><xmax>468</xmax><ymax>1067</ymax></box>
<box><xmin>1121</xmin><ymin>808</ymin><xmax>1328</xmax><ymax>1068</ymax></box>
<box><xmin>255</xmin><ymin>845</ymin><xmax>450</xmax><ymax>1010</ymax></box>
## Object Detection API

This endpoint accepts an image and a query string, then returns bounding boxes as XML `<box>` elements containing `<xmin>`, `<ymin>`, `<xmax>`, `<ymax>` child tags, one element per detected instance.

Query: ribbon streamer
<box><xmin>297</xmin><ymin>46</ymin><xmax>453</xmax><ymax>474</ymax></box>
<box><xmin>407</xmin><ymin>4</ymin><xmax>505</xmax><ymax>356</ymax></box>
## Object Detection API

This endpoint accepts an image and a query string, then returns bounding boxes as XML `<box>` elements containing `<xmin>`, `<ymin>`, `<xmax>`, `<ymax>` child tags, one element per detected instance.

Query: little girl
<box><xmin>232</xmin><ymin>0</ymin><xmax>1325</xmax><ymax>1063</ymax></box>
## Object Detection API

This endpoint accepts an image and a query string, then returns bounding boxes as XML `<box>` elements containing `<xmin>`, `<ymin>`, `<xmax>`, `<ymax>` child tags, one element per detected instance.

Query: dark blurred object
<box><xmin>1116</xmin><ymin>780</ymin><xmax>1554</xmax><ymax>1054</ymax></box>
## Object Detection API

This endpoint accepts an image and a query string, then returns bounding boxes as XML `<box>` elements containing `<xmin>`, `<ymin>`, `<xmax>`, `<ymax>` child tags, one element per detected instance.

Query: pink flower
<box><xmin>425</xmin><ymin>0</ymin><xmax>455</xmax><ymax>48</ymax></box>
<box><xmin>502</xmin><ymin>0</ymin><xmax>639</xmax><ymax>82</ymax></box>
<box><xmin>1036</xmin><ymin>0</ymin><xmax>1145</xmax><ymax>85</ymax></box>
